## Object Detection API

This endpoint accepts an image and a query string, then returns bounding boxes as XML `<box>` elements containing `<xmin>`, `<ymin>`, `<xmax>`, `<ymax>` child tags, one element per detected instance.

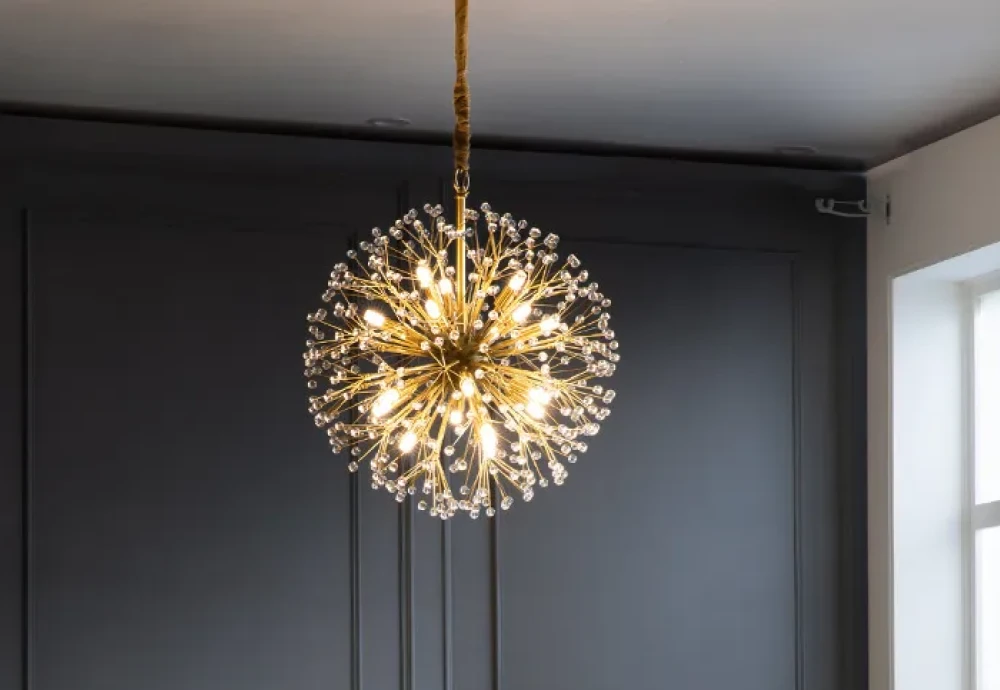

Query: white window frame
<box><xmin>965</xmin><ymin>273</ymin><xmax>1000</xmax><ymax>690</ymax></box>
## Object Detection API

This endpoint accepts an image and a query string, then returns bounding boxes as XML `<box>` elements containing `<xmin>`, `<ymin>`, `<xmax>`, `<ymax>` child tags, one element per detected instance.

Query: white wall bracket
<box><xmin>816</xmin><ymin>196</ymin><xmax>892</xmax><ymax>224</ymax></box>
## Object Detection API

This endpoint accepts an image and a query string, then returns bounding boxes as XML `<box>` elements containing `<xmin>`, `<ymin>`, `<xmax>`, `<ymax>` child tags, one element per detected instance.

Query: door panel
<box><xmin>30</xmin><ymin>215</ymin><xmax>356</xmax><ymax>690</ymax></box>
<box><xmin>499</xmin><ymin>242</ymin><xmax>797</xmax><ymax>690</ymax></box>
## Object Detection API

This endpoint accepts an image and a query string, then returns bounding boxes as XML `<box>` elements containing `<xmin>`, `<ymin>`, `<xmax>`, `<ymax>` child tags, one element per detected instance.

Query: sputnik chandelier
<box><xmin>303</xmin><ymin>0</ymin><xmax>619</xmax><ymax>519</ymax></box>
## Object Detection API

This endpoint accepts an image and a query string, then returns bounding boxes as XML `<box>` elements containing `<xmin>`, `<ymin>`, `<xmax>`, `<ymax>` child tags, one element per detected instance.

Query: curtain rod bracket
<box><xmin>815</xmin><ymin>195</ymin><xmax>892</xmax><ymax>224</ymax></box>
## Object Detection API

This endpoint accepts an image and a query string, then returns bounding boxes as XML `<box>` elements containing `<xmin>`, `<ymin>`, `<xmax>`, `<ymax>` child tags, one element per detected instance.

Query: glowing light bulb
<box><xmin>526</xmin><ymin>387</ymin><xmax>550</xmax><ymax>419</ymax></box>
<box><xmin>416</xmin><ymin>264</ymin><xmax>433</xmax><ymax>288</ymax></box>
<box><xmin>480</xmin><ymin>422</ymin><xmax>497</xmax><ymax>458</ymax></box>
<box><xmin>399</xmin><ymin>431</ymin><xmax>418</xmax><ymax>453</ymax></box>
<box><xmin>438</xmin><ymin>278</ymin><xmax>453</xmax><ymax>295</ymax></box>
<box><xmin>364</xmin><ymin>309</ymin><xmax>386</xmax><ymax>328</ymax></box>
<box><xmin>449</xmin><ymin>408</ymin><xmax>463</xmax><ymax>426</ymax></box>
<box><xmin>512</xmin><ymin>302</ymin><xmax>532</xmax><ymax>323</ymax></box>
<box><xmin>539</xmin><ymin>315</ymin><xmax>559</xmax><ymax>335</ymax></box>
<box><xmin>508</xmin><ymin>270</ymin><xmax>527</xmax><ymax>292</ymax></box>
<box><xmin>528</xmin><ymin>387</ymin><xmax>551</xmax><ymax>405</ymax></box>
<box><xmin>425</xmin><ymin>299</ymin><xmax>441</xmax><ymax>319</ymax></box>
<box><xmin>460</xmin><ymin>376</ymin><xmax>476</xmax><ymax>398</ymax></box>
<box><xmin>372</xmin><ymin>388</ymin><xmax>400</xmax><ymax>418</ymax></box>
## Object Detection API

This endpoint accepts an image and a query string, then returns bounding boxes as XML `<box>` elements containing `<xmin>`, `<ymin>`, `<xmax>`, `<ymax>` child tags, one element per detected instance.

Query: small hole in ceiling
<box><xmin>774</xmin><ymin>145</ymin><xmax>819</xmax><ymax>156</ymax></box>
<box><xmin>366</xmin><ymin>117</ymin><xmax>412</xmax><ymax>128</ymax></box>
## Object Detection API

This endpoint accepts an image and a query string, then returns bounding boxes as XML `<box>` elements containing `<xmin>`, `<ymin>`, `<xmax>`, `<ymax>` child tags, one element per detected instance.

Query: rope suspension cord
<box><xmin>453</xmin><ymin>0</ymin><xmax>471</xmax><ymax>315</ymax></box>
<box><xmin>453</xmin><ymin>0</ymin><xmax>471</xmax><ymax>186</ymax></box>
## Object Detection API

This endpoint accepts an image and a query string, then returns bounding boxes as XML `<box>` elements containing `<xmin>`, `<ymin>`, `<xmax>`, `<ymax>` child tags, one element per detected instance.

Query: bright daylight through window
<box><xmin>972</xmin><ymin>287</ymin><xmax>1000</xmax><ymax>690</ymax></box>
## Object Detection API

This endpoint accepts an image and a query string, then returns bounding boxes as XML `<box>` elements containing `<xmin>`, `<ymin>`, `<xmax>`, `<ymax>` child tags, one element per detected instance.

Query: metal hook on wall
<box><xmin>815</xmin><ymin>196</ymin><xmax>892</xmax><ymax>224</ymax></box>
<box><xmin>815</xmin><ymin>198</ymin><xmax>870</xmax><ymax>218</ymax></box>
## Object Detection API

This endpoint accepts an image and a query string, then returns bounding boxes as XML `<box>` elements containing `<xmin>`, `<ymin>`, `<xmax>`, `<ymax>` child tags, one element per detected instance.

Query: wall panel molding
<box><xmin>492</xmin><ymin>239</ymin><xmax>811</xmax><ymax>690</ymax></box>
<box><xmin>0</xmin><ymin>201</ymin><xmax>25</xmax><ymax>690</ymax></box>
<box><xmin>794</xmin><ymin>236</ymin><xmax>844</xmax><ymax>690</ymax></box>
<box><xmin>490</xmin><ymin>518</ymin><xmax>501</xmax><ymax>690</ymax></box>
<box><xmin>24</xmin><ymin>195</ymin><xmax>381</xmax><ymax>690</ymax></box>
<box><xmin>791</xmin><ymin>256</ymin><xmax>807</xmax><ymax>690</ymax></box>
<box><xmin>399</xmin><ymin>501</ymin><xmax>415</xmax><ymax>690</ymax></box>
<box><xmin>21</xmin><ymin>207</ymin><xmax>34</xmax><ymax>690</ymax></box>
<box><xmin>483</xmin><ymin>215</ymin><xmax>817</xmax><ymax>689</ymax></box>
<box><xmin>442</xmin><ymin>521</ymin><xmax>454</xmax><ymax>690</ymax></box>
<box><xmin>350</xmin><ymin>470</ymin><xmax>362</xmax><ymax>690</ymax></box>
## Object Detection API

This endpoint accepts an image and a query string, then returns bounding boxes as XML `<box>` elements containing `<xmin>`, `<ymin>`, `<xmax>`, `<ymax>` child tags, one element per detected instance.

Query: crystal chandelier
<box><xmin>303</xmin><ymin>0</ymin><xmax>619</xmax><ymax>519</ymax></box>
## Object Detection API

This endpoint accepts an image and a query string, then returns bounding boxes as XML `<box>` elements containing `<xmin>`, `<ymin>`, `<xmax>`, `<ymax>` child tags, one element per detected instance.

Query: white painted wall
<box><xmin>868</xmin><ymin>114</ymin><xmax>1000</xmax><ymax>690</ymax></box>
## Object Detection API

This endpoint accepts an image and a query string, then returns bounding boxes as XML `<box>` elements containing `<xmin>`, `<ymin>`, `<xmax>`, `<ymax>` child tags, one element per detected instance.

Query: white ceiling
<box><xmin>2</xmin><ymin>0</ymin><xmax>1000</xmax><ymax>165</ymax></box>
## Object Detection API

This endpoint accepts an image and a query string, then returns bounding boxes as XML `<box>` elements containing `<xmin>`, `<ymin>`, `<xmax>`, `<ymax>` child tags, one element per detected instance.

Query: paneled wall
<box><xmin>0</xmin><ymin>116</ymin><xmax>867</xmax><ymax>690</ymax></box>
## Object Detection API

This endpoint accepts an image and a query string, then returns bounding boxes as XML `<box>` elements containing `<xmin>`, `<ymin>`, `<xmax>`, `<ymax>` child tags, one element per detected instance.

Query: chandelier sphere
<box><xmin>304</xmin><ymin>199</ymin><xmax>618</xmax><ymax>519</ymax></box>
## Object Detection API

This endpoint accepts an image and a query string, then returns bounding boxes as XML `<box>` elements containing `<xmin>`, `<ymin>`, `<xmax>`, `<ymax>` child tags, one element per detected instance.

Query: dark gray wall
<box><xmin>0</xmin><ymin>115</ymin><xmax>867</xmax><ymax>690</ymax></box>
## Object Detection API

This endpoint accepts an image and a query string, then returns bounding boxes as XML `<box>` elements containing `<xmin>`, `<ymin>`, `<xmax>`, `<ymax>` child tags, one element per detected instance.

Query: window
<box><xmin>970</xmin><ymin>283</ymin><xmax>1000</xmax><ymax>690</ymax></box>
